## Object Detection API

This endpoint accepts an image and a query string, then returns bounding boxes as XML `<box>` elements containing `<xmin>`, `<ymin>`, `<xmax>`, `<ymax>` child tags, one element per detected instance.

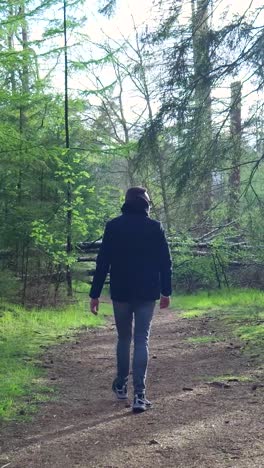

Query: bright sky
<box><xmin>34</xmin><ymin>0</ymin><xmax>263</xmax><ymax>128</ymax></box>
<box><xmin>86</xmin><ymin>0</ymin><xmax>155</xmax><ymax>40</ymax></box>
<box><xmin>85</xmin><ymin>0</ymin><xmax>264</xmax><ymax>41</ymax></box>
<box><xmin>81</xmin><ymin>0</ymin><xmax>264</xmax><ymax>119</ymax></box>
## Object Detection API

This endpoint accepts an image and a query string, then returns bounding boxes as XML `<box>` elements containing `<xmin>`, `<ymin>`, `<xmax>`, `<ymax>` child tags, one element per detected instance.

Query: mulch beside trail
<box><xmin>1</xmin><ymin>309</ymin><xmax>264</xmax><ymax>468</ymax></box>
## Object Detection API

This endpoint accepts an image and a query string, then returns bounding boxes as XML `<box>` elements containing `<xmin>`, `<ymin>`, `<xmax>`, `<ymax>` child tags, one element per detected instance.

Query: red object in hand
<box><xmin>90</xmin><ymin>298</ymin><xmax>99</xmax><ymax>315</ymax></box>
<box><xmin>160</xmin><ymin>295</ymin><xmax>170</xmax><ymax>309</ymax></box>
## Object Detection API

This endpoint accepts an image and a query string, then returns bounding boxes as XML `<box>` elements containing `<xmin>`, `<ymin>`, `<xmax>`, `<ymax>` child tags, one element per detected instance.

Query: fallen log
<box><xmin>77</xmin><ymin>257</ymin><xmax>96</xmax><ymax>262</ymax></box>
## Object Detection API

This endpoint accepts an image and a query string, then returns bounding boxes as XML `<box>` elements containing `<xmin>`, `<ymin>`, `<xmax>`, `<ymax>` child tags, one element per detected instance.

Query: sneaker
<box><xmin>112</xmin><ymin>378</ymin><xmax>128</xmax><ymax>400</ymax></box>
<box><xmin>132</xmin><ymin>393</ymin><xmax>152</xmax><ymax>413</ymax></box>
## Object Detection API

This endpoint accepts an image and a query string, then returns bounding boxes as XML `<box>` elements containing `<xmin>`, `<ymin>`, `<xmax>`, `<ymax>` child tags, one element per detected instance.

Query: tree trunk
<box><xmin>127</xmin><ymin>29</ymin><xmax>171</xmax><ymax>230</ymax></box>
<box><xmin>19</xmin><ymin>1</ymin><xmax>29</xmax><ymax>94</ymax></box>
<box><xmin>7</xmin><ymin>4</ymin><xmax>16</xmax><ymax>92</ymax></box>
<box><xmin>63</xmin><ymin>0</ymin><xmax>73</xmax><ymax>297</ymax></box>
<box><xmin>22</xmin><ymin>244</ymin><xmax>29</xmax><ymax>305</ymax></box>
<box><xmin>228</xmin><ymin>81</ymin><xmax>242</xmax><ymax>223</ymax></box>
<box><xmin>16</xmin><ymin>2</ymin><xmax>29</xmax><ymax>280</ymax></box>
<box><xmin>139</xmin><ymin>62</ymin><xmax>171</xmax><ymax>230</ymax></box>
<box><xmin>191</xmin><ymin>0</ymin><xmax>213</xmax><ymax>218</ymax></box>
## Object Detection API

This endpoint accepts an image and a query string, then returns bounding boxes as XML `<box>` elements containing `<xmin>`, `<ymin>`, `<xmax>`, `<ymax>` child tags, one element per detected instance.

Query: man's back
<box><xmin>90</xmin><ymin>210</ymin><xmax>172</xmax><ymax>302</ymax></box>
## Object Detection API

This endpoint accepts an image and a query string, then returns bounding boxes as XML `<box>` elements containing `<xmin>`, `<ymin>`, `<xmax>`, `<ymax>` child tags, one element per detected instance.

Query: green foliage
<box><xmin>0</xmin><ymin>0</ymin><xmax>124</xmax><ymax>303</ymax></box>
<box><xmin>173</xmin><ymin>254</ymin><xmax>217</xmax><ymax>291</ymax></box>
<box><xmin>0</xmin><ymin>270</ymin><xmax>19</xmax><ymax>303</ymax></box>
<box><xmin>0</xmin><ymin>300</ymin><xmax>112</xmax><ymax>420</ymax></box>
<box><xmin>171</xmin><ymin>234</ymin><xmax>232</xmax><ymax>291</ymax></box>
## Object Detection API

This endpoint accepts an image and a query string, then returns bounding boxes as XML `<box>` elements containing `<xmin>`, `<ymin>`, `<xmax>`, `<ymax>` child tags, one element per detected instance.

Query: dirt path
<box><xmin>1</xmin><ymin>308</ymin><xmax>264</xmax><ymax>468</ymax></box>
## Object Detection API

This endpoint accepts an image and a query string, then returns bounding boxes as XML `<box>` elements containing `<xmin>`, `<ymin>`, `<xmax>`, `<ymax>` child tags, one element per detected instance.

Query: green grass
<box><xmin>172</xmin><ymin>288</ymin><xmax>264</xmax><ymax>356</ymax></box>
<box><xmin>72</xmin><ymin>280</ymin><xmax>110</xmax><ymax>299</ymax></box>
<box><xmin>236</xmin><ymin>324</ymin><xmax>264</xmax><ymax>349</ymax></box>
<box><xmin>171</xmin><ymin>288</ymin><xmax>264</xmax><ymax>311</ymax></box>
<box><xmin>0</xmin><ymin>299</ymin><xmax>112</xmax><ymax>421</ymax></box>
<box><xmin>181</xmin><ymin>308</ymin><xmax>213</xmax><ymax>319</ymax></box>
<box><xmin>187</xmin><ymin>335</ymin><xmax>224</xmax><ymax>344</ymax></box>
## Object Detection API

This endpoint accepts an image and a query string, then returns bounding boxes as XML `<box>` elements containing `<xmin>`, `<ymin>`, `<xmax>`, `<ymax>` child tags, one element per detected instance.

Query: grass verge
<box><xmin>0</xmin><ymin>299</ymin><xmax>112</xmax><ymax>421</ymax></box>
<box><xmin>171</xmin><ymin>288</ymin><xmax>264</xmax><ymax>311</ymax></box>
<box><xmin>172</xmin><ymin>288</ymin><xmax>264</xmax><ymax>355</ymax></box>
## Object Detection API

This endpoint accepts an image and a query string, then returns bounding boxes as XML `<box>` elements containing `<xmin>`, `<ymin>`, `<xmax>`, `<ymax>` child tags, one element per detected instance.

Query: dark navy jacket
<box><xmin>89</xmin><ymin>206</ymin><xmax>172</xmax><ymax>302</ymax></box>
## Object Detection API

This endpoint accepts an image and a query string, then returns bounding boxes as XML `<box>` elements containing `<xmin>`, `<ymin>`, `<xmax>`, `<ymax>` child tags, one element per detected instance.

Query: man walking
<box><xmin>90</xmin><ymin>187</ymin><xmax>172</xmax><ymax>413</ymax></box>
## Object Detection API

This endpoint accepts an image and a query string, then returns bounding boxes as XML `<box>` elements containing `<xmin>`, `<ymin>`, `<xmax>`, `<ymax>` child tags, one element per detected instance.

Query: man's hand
<box><xmin>90</xmin><ymin>298</ymin><xmax>99</xmax><ymax>315</ymax></box>
<box><xmin>160</xmin><ymin>295</ymin><xmax>170</xmax><ymax>309</ymax></box>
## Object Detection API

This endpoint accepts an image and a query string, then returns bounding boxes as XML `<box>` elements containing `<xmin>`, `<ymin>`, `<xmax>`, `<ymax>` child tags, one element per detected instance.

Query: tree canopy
<box><xmin>0</xmin><ymin>0</ymin><xmax>264</xmax><ymax>303</ymax></box>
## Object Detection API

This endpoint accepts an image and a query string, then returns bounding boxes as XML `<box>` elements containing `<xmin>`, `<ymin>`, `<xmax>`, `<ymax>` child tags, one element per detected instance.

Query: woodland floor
<box><xmin>1</xmin><ymin>307</ymin><xmax>264</xmax><ymax>468</ymax></box>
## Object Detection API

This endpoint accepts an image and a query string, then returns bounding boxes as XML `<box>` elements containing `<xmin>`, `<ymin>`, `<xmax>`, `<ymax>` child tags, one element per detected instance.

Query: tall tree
<box><xmin>191</xmin><ymin>0</ymin><xmax>212</xmax><ymax>216</ymax></box>
<box><xmin>228</xmin><ymin>81</ymin><xmax>242</xmax><ymax>223</ymax></box>
<box><xmin>63</xmin><ymin>0</ymin><xmax>73</xmax><ymax>297</ymax></box>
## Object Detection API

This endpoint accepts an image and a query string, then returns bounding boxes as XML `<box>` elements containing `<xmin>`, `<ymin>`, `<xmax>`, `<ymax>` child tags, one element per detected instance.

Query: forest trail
<box><xmin>1</xmin><ymin>308</ymin><xmax>264</xmax><ymax>468</ymax></box>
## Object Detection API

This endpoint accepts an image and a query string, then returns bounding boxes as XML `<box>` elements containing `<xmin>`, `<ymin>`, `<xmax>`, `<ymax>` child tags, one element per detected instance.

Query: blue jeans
<box><xmin>113</xmin><ymin>301</ymin><xmax>155</xmax><ymax>394</ymax></box>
